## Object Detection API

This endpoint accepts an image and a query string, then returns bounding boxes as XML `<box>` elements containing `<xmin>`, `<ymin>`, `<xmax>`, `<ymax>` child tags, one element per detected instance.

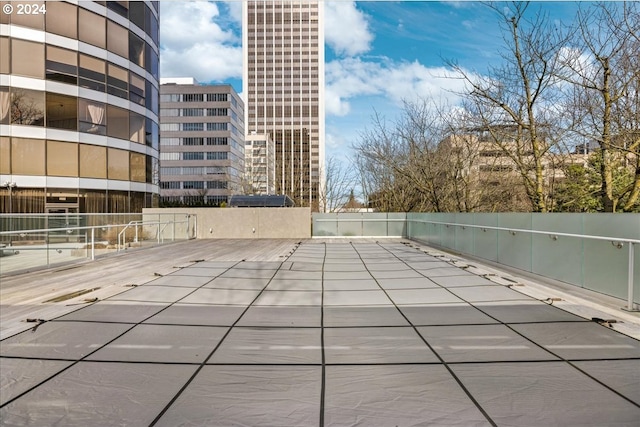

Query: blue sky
<box><xmin>159</xmin><ymin>1</ymin><xmax>582</xmax><ymax>160</ymax></box>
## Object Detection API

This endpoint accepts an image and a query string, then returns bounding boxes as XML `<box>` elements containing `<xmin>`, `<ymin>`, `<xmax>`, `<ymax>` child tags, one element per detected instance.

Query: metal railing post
<box><xmin>91</xmin><ymin>228</ymin><xmax>95</xmax><ymax>260</ymax></box>
<box><xmin>624</xmin><ymin>242</ymin><xmax>637</xmax><ymax>311</ymax></box>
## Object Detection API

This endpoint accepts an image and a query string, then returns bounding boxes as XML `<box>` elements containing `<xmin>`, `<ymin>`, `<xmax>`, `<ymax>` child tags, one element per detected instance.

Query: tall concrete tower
<box><xmin>243</xmin><ymin>0</ymin><xmax>325</xmax><ymax>210</ymax></box>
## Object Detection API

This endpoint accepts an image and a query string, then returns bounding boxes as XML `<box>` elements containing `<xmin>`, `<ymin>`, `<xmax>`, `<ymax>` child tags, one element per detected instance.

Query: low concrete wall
<box><xmin>143</xmin><ymin>207</ymin><xmax>311</xmax><ymax>239</ymax></box>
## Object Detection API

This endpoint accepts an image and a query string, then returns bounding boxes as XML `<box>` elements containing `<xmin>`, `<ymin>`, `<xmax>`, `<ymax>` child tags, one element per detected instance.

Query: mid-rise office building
<box><xmin>0</xmin><ymin>1</ymin><xmax>161</xmax><ymax>214</ymax></box>
<box><xmin>159</xmin><ymin>79</ymin><xmax>244</xmax><ymax>206</ymax></box>
<box><xmin>244</xmin><ymin>132</ymin><xmax>275</xmax><ymax>195</ymax></box>
<box><xmin>243</xmin><ymin>0</ymin><xmax>325</xmax><ymax>210</ymax></box>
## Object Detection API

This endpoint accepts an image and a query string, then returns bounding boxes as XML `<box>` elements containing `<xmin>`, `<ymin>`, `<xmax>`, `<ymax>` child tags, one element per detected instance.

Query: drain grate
<box><xmin>43</xmin><ymin>287</ymin><xmax>101</xmax><ymax>303</ymax></box>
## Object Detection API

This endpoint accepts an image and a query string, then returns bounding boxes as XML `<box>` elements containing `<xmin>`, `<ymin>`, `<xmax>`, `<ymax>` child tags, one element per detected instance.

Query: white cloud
<box><xmin>324</xmin><ymin>2</ymin><xmax>374</xmax><ymax>57</ymax></box>
<box><xmin>325</xmin><ymin>57</ymin><xmax>473</xmax><ymax>117</ymax></box>
<box><xmin>160</xmin><ymin>1</ymin><xmax>242</xmax><ymax>82</ymax></box>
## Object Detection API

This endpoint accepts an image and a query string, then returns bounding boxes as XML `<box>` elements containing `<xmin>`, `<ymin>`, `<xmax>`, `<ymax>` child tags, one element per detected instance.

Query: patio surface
<box><xmin>1</xmin><ymin>239</ymin><xmax>639</xmax><ymax>426</ymax></box>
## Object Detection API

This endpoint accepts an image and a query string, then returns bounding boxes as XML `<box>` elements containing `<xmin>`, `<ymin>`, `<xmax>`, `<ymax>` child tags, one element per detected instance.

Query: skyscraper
<box><xmin>243</xmin><ymin>0</ymin><xmax>325</xmax><ymax>210</ymax></box>
<box><xmin>0</xmin><ymin>1</ymin><xmax>160</xmax><ymax>214</ymax></box>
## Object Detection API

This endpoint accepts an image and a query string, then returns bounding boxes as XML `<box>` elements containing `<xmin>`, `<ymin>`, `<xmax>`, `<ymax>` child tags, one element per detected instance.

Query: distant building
<box><xmin>243</xmin><ymin>0</ymin><xmax>325</xmax><ymax>210</ymax></box>
<box><xmin>244</xmin><ymin>132</ymin><xmax>276</xmax><ymax>195</ymax></box>
<box><xmin>159</xmin><ymin>79</ymin><xmax>244</xmax><ymax>206</ymax></box>
<box><xmin>1</xmin><ymin>1</ymin><xmax>161</xmax><ymax>214</ymax></box>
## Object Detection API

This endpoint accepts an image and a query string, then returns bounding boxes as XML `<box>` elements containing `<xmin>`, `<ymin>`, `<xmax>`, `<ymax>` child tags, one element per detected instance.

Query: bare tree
<box><xmin>447</xmin><ymin>2</ymin><xmax>569</xmax><ymax>212</ymax></box>
<box><xmin>319</xmin><ymin>155</ymin><xmax>357</xmax><ymax>213</ymax></box>
<box><xmin>557</xmin><ymin>2</ymin><xmax>640</xmax><ymax>211</ymax></box>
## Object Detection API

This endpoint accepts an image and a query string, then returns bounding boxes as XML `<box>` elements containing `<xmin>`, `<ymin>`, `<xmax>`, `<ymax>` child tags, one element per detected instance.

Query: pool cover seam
<box><xmin>351</xmin><ymin>241</ymin><xmax>499</xmax><ymax>427</ymax></box>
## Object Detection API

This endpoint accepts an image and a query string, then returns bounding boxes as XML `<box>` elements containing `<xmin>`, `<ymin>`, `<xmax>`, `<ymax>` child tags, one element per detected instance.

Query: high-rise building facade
<box><xmin>0</xmin><ymin>1</ymin><xmax>161</xmax><ymax>214</ymax></box>
<box><xmin>243</xmin><ymin>0</ymin><xmax>325</xmax><ymax>210</ymax></box>
<box><xmin>244</xmin><ymin>132</ymin><xmax>276</xmax><ymax>195</ymax></box>
<box><xmin>159</xmin><ymin>79</ymin><xmax>245</xmax><ymax>207</ymax></box>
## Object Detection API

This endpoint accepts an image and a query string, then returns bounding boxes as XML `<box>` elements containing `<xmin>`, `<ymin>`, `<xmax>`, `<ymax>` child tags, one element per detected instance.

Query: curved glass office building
<box><xmin>0</xmin><ymin>1</ymin><xmax>160</xmax><ymax>214</ymax></box>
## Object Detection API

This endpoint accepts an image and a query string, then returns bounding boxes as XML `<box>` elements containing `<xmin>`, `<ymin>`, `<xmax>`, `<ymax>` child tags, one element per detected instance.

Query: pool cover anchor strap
<box><xmin>25</xmin><ymin>318</ymin><xmax>47</xmax><ymax>332</ymax></box>
<box><xmin>591</xmin><ymin>317</ymin><xmax>618</xmax><ymax>328</ymax></box>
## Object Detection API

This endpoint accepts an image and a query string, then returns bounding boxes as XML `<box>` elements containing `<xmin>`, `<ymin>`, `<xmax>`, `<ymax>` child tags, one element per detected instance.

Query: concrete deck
<box><xmin>1</xmin><ymin>239</ymin><xmax>639</xmax><ymax>426</ymax></box>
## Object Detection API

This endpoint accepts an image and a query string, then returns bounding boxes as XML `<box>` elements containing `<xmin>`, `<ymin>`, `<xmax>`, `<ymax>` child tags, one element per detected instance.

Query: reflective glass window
<box><xmin>11</xmin><ymin>138</ymin><xmax>45</xmax><ymax>175</ymax></box>
<box><xmin>108</xmin><ymin>148</ymin><xmax>129</xmax><ymax>180</ymax></box>
<box><xmin>129</xmin><ymin>1</ymin><xmax>144</xmax><ymax>30</ymax></box>
<box><xmin>107</xmin><ymin>105</ymin><xmax>128</xmax><ymax>140</ymax></box>
<box><xmin>45</xmin><ymin>45</ymin><xmax>78</xmax><ymax>85</ymax></box>
<box><xmin>46</xmin><ymin>93</ymin><xmax>77</xmax><ymax>130</ymax></box>
<box><xmin>129</xmin><ymin>72</ymin><xmax>145</xmax><ymax>105</ymax></box>
<box><xmin>79</xmin><ymin>99</ymin><xmax>106</xmax><ymax>135</ymax></box>
<box><xmin>107</xmin><ymin>21</ymin><xmax>128</xmax><ymax>58</ymax></box>
<box><xmin>0</xmin><ymin>86</ymin><xmax>8</xmax><ymax>125</ymax></box>
<box><xmin>79</xmin><ymin>9</ymin><xmax>106</xmax><ymax>49</ymax></box>
<box><xmin>47</xmin><ymin>140</ymin><xmax>78</xmax><ymax>177</ymax></box>
<box><xmin>0</xmin><ymin>137</ymin><xmax>9</xmax><ymax>174</ymax></box>
<box><xmin>130</xmin><ymin>152</ymin><xmax>145</xmax><ymax>182</ymax></box>
<box><xmin>129</xmin><ymin>111</ymin><xmax>145</xmax><ymax>144</ymax></box>
<box><xmin>79</xmin><ymin>144</ymin><xmax>106</xmax><ymax>178</ymax></box>
<box><xmin>79</xmin><ymin>54</ymin><xmax>106</xmax><ymax>92</ymax></box>
<box><xmin>10</xmin><ymin>88</ymin><xmax>44</xmax><ymax>126</ymax></box>
<box><xmin>129</xmin><ymin>32</ymin><xmax>145</xmax><ymax>68</ymax></box>
<box><xmin>0</xmin><ymin>37</ymin><xmax>9</xmax><ymax>74</ymax></box>
<box><xmin>46</xmin><ymin>1</ymin><xmax>77</xmax><ymax>39</ymax></box>
<box><xmin>107</xmin><ymin>63</ymin><xmax>128</xmax><ymax>99</ymax></box>
<box><xmin>11</xmin><ymin>39</ymin><xmax>44</xmax><ymax>79</ymax></box>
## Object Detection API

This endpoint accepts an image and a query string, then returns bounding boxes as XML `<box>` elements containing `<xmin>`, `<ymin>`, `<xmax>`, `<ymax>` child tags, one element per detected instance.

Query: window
<box><xmin>160</xmin><ymin>152</ymin><xmax>179</xmax><ymax>161</ymax></box>
<box><xmin>129</xmin><ymin>1</ymin><xmax>145</xmax><ymax>30</ymax></box>
<box><xmin>107</xmin><ymin>105</ymin><xmax>129</xmax><ymax>140</ymax></box>
<box><xmin>183</xmin><ymin>181</ymin><xmax>204</xmax><ymax>189</ymax></box>
<box><xmin>207</xmin><ymin>137</ymin><xmax>228</xmax><ymax>145</ymax></box>
<box><xmin>45</xmin><ymin>1</ymin><xmax>77</xmax><ymax>39</ymax></box>
<box><xmin>47</xmin><ymin>141</ymin><xmax>78</xmax><ymax>177</ymax></box>
<box><xmin>160</xmin><ymin>181</ymin><xmax>180</xmax><ymax>189</ymax></box>
<box><xmin>160</xmin><ymin>138</ymin><xmax>179</xmax><ymax>146</ymax></box>
<box><xmin>160</xmin><ymin>167</ymin><xmax>181</xmax><ymax>175</ymax></box>
<box><xmin>108</xmin><ymin>148</ymin><xmax>129</xmax><ymax>180</ymax></box>
<box><xmin>206</xmin><ymin>108</ymin><xmax>228</xmax><ymax>116</ymax></box>
<box><xmin>12</xmin><ymin>138</ymin><xmax>45</xmax><ymax>175</ymax></box>
<box><xmin>130</xmin><ymin>152</ymin><xmax>146</xmax><ymax>182</ymax></box>
<box><xmin>129</xmin><ymin>31</ymin><xmax>145</xmax><ymax>68</ymax></box>
<box><xmin>79</xmin><ymin>54</ymin><xmax>106</xmax><ymax>92</ymax></box>
<box><xmin>183</xmin><ymin>152</ymin><xmax>204</xmax><ymax>160</ymax></box>
<box><xmin>183</xmin><ymin>167</ymin><xmax>204</xmax><ymax>175</ymax></box>
<box><xmin>80</xmin><ymin>144</ymin><xmax>107</xmax><ymax>178</ymax></box>
<box><xmin>79</xmin><ymin>9</ymin><xmax>105</xmax><ymax>48</ymax></box>
<box><xmin>12</xmin><ymin>39</ymin><xmax>44</xmax><ymax>79</ymax></box>
<box><xmin>183</xmin><ymin>137</ymin><xmax>204</xmax><ymax>146</ymax></box>
<box><xmin>182</xmin><ymin>123</ymin><xmax>204</xmax><ymax>131</ymax></box>
<box><xmin>207</xmin><ymin>181</ymin><xmax>228</xmax><ymax>190</ymax></box>
<box><xmin>129</xmin><ymin>73</ymin><xmax>145</xmax><ymax>105</ymax></box>
<box><xmin>106</xmin><ymin>1</ymin><xmax>128</xmax><ymax>18</ymax></box>
<box><xmin>129</xmin><ymin>111</ymin><xmax>145</xmax><ymax>144</ymax></box>
<box><xmin>145</xmin><ymin>43</ymin><xmax>159</xmax><ymax>79</ymax></box>
<box><xmin>9</xmin><ymin>2</ymin><xmax>44</xmax><ymax>29</ymax></box>
<box><xmin>146</xmin><ymin>81</ymin><xmax>159</xmax><ymax>115</ymax></box>
<box><xmin>10</xmin><ymin>88</ymin><xmax>45</xmax><ymax>126</ymax></box>
<box><xmin>207</xmin><ymin>123</ymin><xmax>227</xmax><ymax>131</ymax></box>
<box><xmin>46</xmin><ymin>93</ymin><xmax>77</xmax><ymax>130</ymax></box>
<box><xmin>160</xmin><ymin>94</ymin><xmax>180</xmax><ymax>102</ymax></box>
<box><xmin>0</xmin><ymin>38</ymin><xmax>9</xmax><ymax>74</ymax></box>
<box><xmin>207</xmin><ymin>93</ymin><xmax>228</xmax><ymax>102</ymax></box>
<box><xmin>183</xmin><ymin>94</ymin><xmax>204</xmax><ymax>102</ymax></box>
<box><xmin>107</xmin><ymin>63</ymin><xmax>128</xmax><ymax>99</ymax></box>
<box><xmin>182</xmin><ymin>108</ymin><xmax>204</xmax><ymax>116</ymax></box>
<box><xmin>146</xmin><ymin>118</ymin><xmax>158</xmax><ymax>149</ymax></box>
<box><xmin>160</xmin><ymin>123</ymin><xmax>179</xmax><ymax>131</ymax></box>
<box><xmin>79</xmin><ymin>99</ymin><xmax>106</xmax><ymax>135</ymax></box>
<box><xmin>207</xmin><ymin>152</ymin><xmax>228</xmax><ymax>160</ymax></box>
<box><xmin>0</xmin><ymin>137</ymin><xmax>9</xmax><ymax>174</ymax></box>
<box><xmin>46</xmin><ymin>45</ymin><xmax>77</xmax><ymax>85</ymax></box>
<box><xmin>107</xmin><ymin>21</ymin><xmax>128</xmax><ymax>58</ymax></box>
<box><xmin>160</xmin><ymin>109</ymin><xmax>179</xmax><ymax>117</ymax></box>
<box><xmin>145</xmin><ymin>5</ymin><xmax>159</xmax><ymax>41</ymax></box>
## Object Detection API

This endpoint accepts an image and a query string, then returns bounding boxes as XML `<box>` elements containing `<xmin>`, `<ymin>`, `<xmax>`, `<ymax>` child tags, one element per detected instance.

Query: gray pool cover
<box><xmin>1</xmin><ymin>241</ymin><xmax>639</xmax><ymax>426</ymax></box>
